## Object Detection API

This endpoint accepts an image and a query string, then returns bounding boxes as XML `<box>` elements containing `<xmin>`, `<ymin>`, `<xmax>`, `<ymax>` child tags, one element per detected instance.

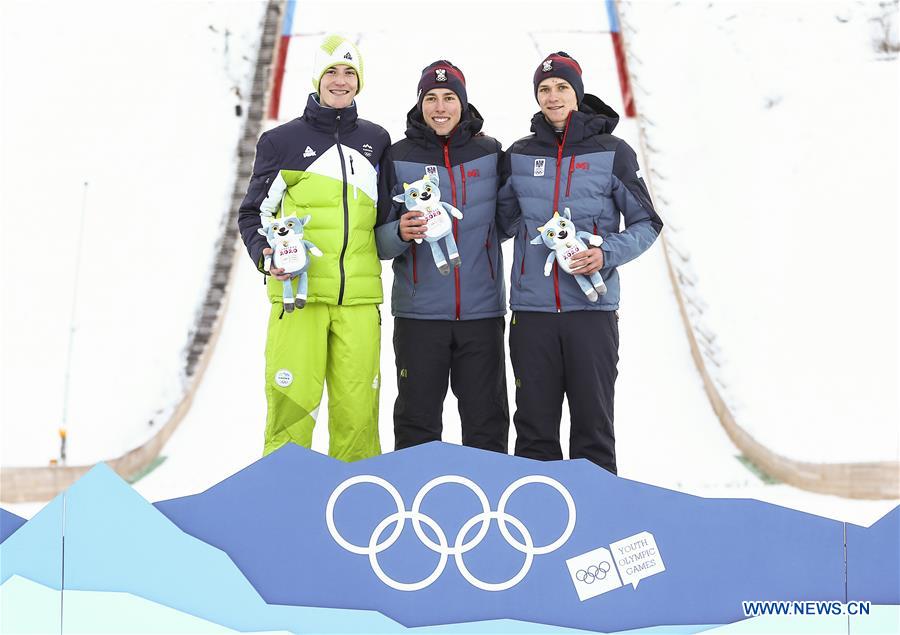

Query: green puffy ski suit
<box><xmin>237</xmin><ymin>94</ymin><xmax>391</xmax><ymax>461</ymax></box>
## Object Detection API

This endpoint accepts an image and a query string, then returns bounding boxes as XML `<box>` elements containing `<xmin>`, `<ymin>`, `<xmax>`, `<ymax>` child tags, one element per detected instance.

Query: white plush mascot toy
<box><xmin>258</xmin><ymin>215</ymin><xmax>323</xmax><ymax>312</ymax></box>
<box><xmin>393</xmin><ymin>173</ymin><xmax>464</xmax><ymax>275</ymax></box>
<box><xmin>531</xmin><ymin>207</ymin><xmax>608</xmax><ymax>302</ymax></box>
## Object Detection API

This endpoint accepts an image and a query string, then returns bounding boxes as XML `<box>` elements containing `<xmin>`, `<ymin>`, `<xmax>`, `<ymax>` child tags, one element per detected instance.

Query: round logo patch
<box><xmin>275</xmin><ymin>369</ymin><xmax>293</xmax><ymax>387</ymax></box>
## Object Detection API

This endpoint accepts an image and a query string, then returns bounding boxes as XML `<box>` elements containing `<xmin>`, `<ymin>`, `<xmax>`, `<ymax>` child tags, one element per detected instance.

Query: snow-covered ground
<box><xmin>2</xmin><ymin>0</ymin><xmax>897</xmax><ymax>528</ymax></box>
<box><xmin>620</xmin><ymin>0</ymin><xmax>899</xmax><ymax>463</ymax></box>
<box><xmin>0</xmin><ymin>0</ymin><xmax>265</xmax><ymax>466</ymax></box>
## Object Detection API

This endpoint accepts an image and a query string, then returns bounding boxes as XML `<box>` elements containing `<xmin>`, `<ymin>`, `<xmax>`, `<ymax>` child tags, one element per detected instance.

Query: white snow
<box><xmin>619</xmin><ymin>0</ymin><xmax>899</xmax><ymax>463</ymax></box>
<box><xmin>0</xmin><ymin>0</ymin><xmax>265</xmax><ymax>466</ymax></box>
<box><xmin>2</xmin><ymin>0</ymin><xmax>897</xmax><ymax>527</ymax></box>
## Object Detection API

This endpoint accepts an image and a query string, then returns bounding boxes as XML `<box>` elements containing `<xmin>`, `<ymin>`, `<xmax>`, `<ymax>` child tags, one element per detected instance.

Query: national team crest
<box><xmin>435</xmin><ymin>68</ymin><xmax>447</xmax><ymax>82</ymax></box>
<box><xmin>542</xmin><ymin>59</ymin><xmax>553</xmax><ymax>72</ymax></box>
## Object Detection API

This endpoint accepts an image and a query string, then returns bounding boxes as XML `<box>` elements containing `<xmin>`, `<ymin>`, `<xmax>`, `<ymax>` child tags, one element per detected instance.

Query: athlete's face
<box><xmin>319</xmin><ymin>64</ymin><xmax>358</xmax><ymax>109</ymax></box>
<box><xmin>537</xmin><ymin>77</ymin><xmax>578</xmax><ymax>130</ymax></box>
<box><xmin>421</xmin><ymin>88</ymin><xmax>462</xmax><ymax>137</ymax></box>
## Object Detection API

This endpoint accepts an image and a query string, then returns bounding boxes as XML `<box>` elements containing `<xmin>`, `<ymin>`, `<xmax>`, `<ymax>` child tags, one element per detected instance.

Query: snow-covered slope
<box><xmin>0</xmin><ymin>1</ymin><xmax>264</xmax><ymax>466</ymax></box>
<box><xmin>620</xmin><ymin>0</ymin><xmax>899</xmax><ymax>463</ymax></box>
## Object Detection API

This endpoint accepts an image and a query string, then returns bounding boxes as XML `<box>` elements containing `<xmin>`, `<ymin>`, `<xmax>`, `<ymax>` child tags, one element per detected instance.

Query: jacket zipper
<box><xmin>550</xmin><ymin>114</ymin><xmax>572</xmax><ymax>312</ymax></box>
<box><xmin>443</xmin><ymin>140</ymin><xmax>461</xmax><ymax>320</ymax></box>
<box><xmin>335</xmin><ymin>114</ymin><xmax>350</xmax><ymax>305</ymax></box>
<box><xmin>349</xmin><ymin>154</ymin><xmax>355</xmax><ymax>175</ymax></box>
<box><xmin>411</xmin><ymin>244</ymin><xmax>418</xmax><ymax>289</ymax></box>
<box><xmin>553</xmin><ymin>262</ymin><xmax>561</xmax><ymax>310</ymax></box>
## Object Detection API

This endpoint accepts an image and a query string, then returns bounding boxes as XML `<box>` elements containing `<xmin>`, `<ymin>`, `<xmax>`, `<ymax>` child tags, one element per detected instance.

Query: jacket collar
<box><xmin>530</xmin><ymin>93</ymin><xmax>619</xmax><ymax>146</ymax></box>
<box><xmin>404</xmin><ymin>103</ymin><xmax>485</xmax><ymax>149</ymax></box>
<box><xmin>302</xmin><ymin>93</ymin><xmax>359</xmax><ymax>133</ymax></box>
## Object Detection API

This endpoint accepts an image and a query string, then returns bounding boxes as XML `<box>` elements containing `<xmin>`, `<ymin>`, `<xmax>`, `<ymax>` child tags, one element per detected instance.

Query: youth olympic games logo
<box><xmin>326</xmin><ymin>474</ymin><xmax>576</xmax><ymax>592</ymax></box>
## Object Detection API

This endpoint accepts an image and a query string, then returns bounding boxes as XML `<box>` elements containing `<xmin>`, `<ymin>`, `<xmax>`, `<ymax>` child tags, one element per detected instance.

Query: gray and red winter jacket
<box><xmin>498</xmin><ymin>94</ymin><xmax>663</xmax><ymax>312</ymax></box>
<box><xmin>375</xmin><ymin>104</ymin><xmax>513</xmax><ymax>320</ymax></box>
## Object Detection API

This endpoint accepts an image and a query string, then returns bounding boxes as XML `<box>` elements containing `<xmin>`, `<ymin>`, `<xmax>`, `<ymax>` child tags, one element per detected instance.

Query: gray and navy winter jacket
<box><xmin>498</xmin><ymin>94</ymin><xmax>663</xmax><ymax>312</ymax></box>
<box><xmin>376</xmin><ymin>104</ymin><xmax>512</xmax><ymax>320</ymax></box>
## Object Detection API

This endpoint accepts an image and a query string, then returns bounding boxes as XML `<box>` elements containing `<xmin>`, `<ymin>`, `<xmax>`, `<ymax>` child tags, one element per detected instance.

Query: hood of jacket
<box><xmin>403</xmin><ymin>102</ymin><xmax>486</xmax><ymax>148</ymax></box>
<box><xmin>530</xmin><ymin>93</ymin><xmax>619</xmax><ymax>145</ymax></box>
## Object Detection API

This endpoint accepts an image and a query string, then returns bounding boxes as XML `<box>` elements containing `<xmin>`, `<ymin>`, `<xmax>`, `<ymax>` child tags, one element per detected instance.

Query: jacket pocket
<box><xmin>515</xmin><ymin>228</ymin><xmax>527</xmax><ymax>288</ymax></box>
<box><xmin>564</xmin><ymin>154</ymin><xmax>576</xmax><ymax>198</ymax></box>
<box><xmin>485</xmin><ymin>225</ymin><xmax>495</xmax><ymax>280</ymax></box>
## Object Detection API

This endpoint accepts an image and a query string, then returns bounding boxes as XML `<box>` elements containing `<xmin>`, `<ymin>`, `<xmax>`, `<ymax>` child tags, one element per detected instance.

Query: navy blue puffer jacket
<box><xmin>376</xmin><ymin>105</ymin><xmax>513</xmax><ymax>320</ymax></box>
<box><xmin>498</xmin><ymin>94</ymin><xmax>663</xmax><ymax>312</ymax></box>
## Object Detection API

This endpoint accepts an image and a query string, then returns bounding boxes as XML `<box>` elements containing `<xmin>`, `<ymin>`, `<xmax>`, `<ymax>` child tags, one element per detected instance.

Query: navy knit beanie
<box><xmin>417</xmin><ymin>60</ymin><xmax>468</xmax><ymax>112</ymax></box>
<box><xmin>533</xmin><ymin>52</ymin><xmax>584</xmax><ymax>104</ymax></box>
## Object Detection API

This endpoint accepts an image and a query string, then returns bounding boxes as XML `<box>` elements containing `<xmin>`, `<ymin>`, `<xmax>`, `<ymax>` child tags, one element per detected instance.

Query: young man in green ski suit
<box><xmin>238</xmin><ymin>34</ymin><xmax>391</xmax><ymax>461</ymax></box>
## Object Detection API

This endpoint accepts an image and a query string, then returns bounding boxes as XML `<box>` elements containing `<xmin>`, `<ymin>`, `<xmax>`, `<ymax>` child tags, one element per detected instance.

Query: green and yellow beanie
<box><xmin>311</xmin><ymin>34</ymin><xmax>365</xmax><ymax>95</ymax></box>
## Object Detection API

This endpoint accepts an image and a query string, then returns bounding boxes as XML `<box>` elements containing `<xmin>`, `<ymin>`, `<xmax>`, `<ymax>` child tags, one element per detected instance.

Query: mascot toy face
<box><xmin>532</xmin><ymin>208</ymin><xmax>587</xmax><ymax>275</ymax></box>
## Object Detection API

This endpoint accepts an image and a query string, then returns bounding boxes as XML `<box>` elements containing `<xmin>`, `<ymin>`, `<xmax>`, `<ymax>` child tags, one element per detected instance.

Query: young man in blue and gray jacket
<box><xmin>376</xmin><ymin>61</ymin><xmax>513</xmax><ymax>452</ymax></box>
<box><xmin>498</xmin><ymin>52</ymin><xmax>663</xmax><ymax>474</ymax></box>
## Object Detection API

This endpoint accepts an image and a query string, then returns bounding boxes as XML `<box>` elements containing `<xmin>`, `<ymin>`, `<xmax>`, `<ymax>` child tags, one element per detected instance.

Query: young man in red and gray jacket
<box><xmin>497</xmin><ymin>52</ymin><xmax>663</xmax><ymax>474</ymax></box>
<box><xmin>376</xmin><ymin>61</ymin><xmax>514</xmax><ymax>453</ymax></box>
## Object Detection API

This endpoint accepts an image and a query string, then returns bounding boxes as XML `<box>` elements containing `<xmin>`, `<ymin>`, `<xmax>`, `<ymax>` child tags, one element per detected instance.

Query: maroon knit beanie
<box><xmin>417</xmin><ymin>60</ymin><xmax>468</xmax><ymax>112</ymax></box>
<box><xmin>533</xmin><ymin>51</ymin><xmax>584</xmax><ymax>104</ymax></box>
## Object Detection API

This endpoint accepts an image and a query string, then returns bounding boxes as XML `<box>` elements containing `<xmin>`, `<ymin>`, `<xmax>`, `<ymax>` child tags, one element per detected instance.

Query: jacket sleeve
<box><xmin>237</xmin><ymin>133</ymin><xmax>280</xmax><ymax>273</ymax></box>
<box><xmin>495</xmin><ymin>148</ymin><xmax>521</xmax><ymax>241</ymax></box>
<box><xmin>375</xmin><ymin>147</ymin><xmax>411</xmax><ymax>260</ymax></box>
<box><xmin>601</xmin><ymin>140</ymin><xmax>663</xmax><ymax>269</ymax></box>
<box><xmin>374</xmin><ymin>130</ymin><xmax>394</xmax><ymax>227</ymax></box>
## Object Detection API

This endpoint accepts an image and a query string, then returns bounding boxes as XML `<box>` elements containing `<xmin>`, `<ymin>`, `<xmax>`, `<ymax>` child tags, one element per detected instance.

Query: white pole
<box><xmin>60</xmin><ymin>182</ymin><xmax>89</xmax><ymax>463</ymax></box>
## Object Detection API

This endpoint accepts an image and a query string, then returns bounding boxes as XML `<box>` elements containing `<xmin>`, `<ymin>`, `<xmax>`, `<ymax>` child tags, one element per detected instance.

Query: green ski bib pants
<box><xmin>263</xmin><ymin>302</ymin><xmax>381</xmax><ymax>460</ymax></box>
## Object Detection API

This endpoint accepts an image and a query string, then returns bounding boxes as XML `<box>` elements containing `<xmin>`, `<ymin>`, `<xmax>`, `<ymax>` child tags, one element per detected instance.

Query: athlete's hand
<box><xmin>263</xmin><ymin>247</ymin><xmax>292</xmax><ymax>280</ymax></box>
<box><xmin>569</xmin><ymin>248</ymin><xmax>604</xmax><ymax>276</ymax></box>
<box><xmin>399</xmin><ymin>211</ymin><xmax>427</xmax><ymax>242</ymax></box>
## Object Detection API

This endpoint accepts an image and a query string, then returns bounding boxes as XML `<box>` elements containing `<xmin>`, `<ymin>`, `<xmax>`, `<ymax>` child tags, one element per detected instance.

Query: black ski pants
<box><xmin>393</xmin><ymin>317</ymin><xmax>509</xmax><ymax>453</ymax></box>
<box><xmin>509</xmin><ymin>310</ymin><xmax>619</xmax><ymax>473</ymax></box>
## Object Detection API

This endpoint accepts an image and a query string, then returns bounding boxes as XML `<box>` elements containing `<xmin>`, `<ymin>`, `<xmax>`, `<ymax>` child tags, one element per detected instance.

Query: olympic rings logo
<box><xmin>576</xmin><ymin>561</ymin><xmax>611</xmax><ymax>584</ymax></box>
<box><xmin>326</xmin><ymin>474</ymin><xmax>576</xmax><ymax>592</ymax></box>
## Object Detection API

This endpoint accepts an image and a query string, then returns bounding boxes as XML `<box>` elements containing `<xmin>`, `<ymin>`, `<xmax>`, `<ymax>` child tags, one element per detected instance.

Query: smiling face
<box><xmin>537</xmin><ymin>77</ymin><xmax>578</xmax><ymax>129</ymax></box>
<box><xmin>318</xmin><ymin>64</ymin><xmax>358</xmax><ymax>109</ymax></box>
<box><xmin>421</xmin><ymin>88</ymin><xmax>462</xmax><ymax>136</ymax></box>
